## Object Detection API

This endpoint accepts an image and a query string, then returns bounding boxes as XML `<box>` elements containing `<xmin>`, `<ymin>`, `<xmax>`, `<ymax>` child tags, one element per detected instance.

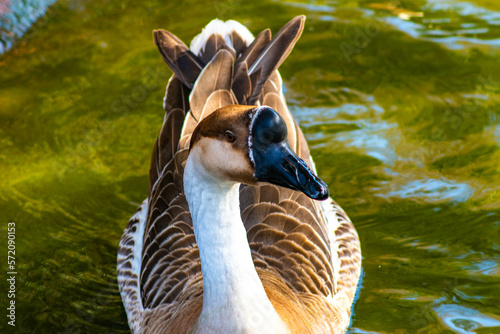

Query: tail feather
<box><xmin>190</xmin><ymin>19</ymin><xmax>254</xmax><ymax>57</ymax></box>
<box><xmin>154</xmin><ymin>16</ymin><xmax>304</xmax><ymax>112</ymax></box>
<box><xmin>248</xmin><ymin>67</ymin><xmax>262</xmax><ymax>102</ymax></box>
<box><xmin>232</xmin><ymin>61</ymin><xmax>251</xmax><ymax>104</ymax></box>
<box><xmin>230</xmin><ymin>29</ymin><xmax>249</xmax><ymax>54</ymax></box>
<box><xmin>153</xmin><ymin>30</ymin><xmax>203</xmax><ymax>88</ymax></box>
<box><xmin>248</xmin><ymin>15</ymin><xmax>305</xmax><ymax>104</ymax></box>
<box><xmin>235</xmin><ymin>28</ymin><xmax>271</xmax><ymax>69</ymax></box>
<box><xmin>188</xmin><ymin>49</ymin><xmax>234</xmax><ymax>121</ymax></box>
<box><xmin>200</xmin><ymin>90</ymin><xmax>235</xmax><ymax>122</ymax></box>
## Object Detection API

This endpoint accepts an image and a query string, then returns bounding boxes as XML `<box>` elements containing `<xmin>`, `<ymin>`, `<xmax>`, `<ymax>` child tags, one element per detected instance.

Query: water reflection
<box><xmin>0</xmin><ymin>0</ymin><xmax>57</xmax><ymax>54</ymax></box>
<box><xmin>381</xmin><ymin>178</ymin><xmax>475</xmax><ymax>202</ymax></box>
<box><xmin>435</xmin><ymin>304</ymin><xmax>500</xmax><ymax>333</ymax></box>
<box><xmin>1</xmin><ymin>0</ymin><xmax>500</xmax><ymax>333</ymax></box>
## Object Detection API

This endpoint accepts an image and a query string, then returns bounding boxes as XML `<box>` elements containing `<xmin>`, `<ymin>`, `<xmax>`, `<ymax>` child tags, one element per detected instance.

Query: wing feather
<box><xmin>189</xmin><ymin>49</ymin><xmax>234</xmax><ymax>120</ymax></box>
<box><xmin>199</xmin><ymin>89</ymin><xmax>236</xmax><ymax>120</ymax></box>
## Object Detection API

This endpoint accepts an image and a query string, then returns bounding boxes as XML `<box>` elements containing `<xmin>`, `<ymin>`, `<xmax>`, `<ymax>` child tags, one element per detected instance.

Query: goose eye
<box><xmin>224</xmin><ymin>130</ymin><xmax>236</xmax><ymax>143</ymax></box>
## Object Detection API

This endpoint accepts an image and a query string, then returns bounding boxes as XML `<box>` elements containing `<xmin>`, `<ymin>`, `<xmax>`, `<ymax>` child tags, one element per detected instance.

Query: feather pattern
<box><xmin>232</xmin><ymin>61</ymin><xmax>251</xmax><ymax>105</ymax></box>
<box><xmin>235</xmin><ymin>28</ymin><xmax>271</xmax><ymax>69</ymax></box>
<box><xmin>118</xmin><ymin>16</ymin><xmax>361</xmax><ymax>334</ymax></box>
<box><xmin>153</xmin><ymin>30</ymin><xmax>204</xmax><ymax>89</ymax></box>
<box><xmin>248</xmin><ymin>16</ymin><xmax>305</xmax><ymax>104</ymax></box>
<box><xmin>189</xmin><ymin>49</ymin><xmax>234</xmax><ymax>121</ymax></box>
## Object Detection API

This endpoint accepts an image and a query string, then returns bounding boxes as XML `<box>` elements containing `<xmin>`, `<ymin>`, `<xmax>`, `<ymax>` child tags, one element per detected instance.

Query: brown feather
<box><xmin>199</xmin><ymin>89</ymin><xmax>235</xmax><ymax>121</ymax></box>
<box><xmin>236</xmin><ymin>28</ymin><xmax>271</xmax><ymax>68</ymax></box>
<box><xmin>248</xmin><ymin>16</ymin><xmax>305</xmax><ymax>104</ymax></box>
<box><xmin>199</xmin><ymin>33</ymin><xmax>236</xmax><ymax>64</ymax></box>
<box><xmin>262</xmin><ymin>70</ymin><xmax>282</xmax><ymax>96</ymax></box>
<box><xmin>241</xmin><ymin>202</ymin><xmax>287</xmax><ymax>229</ymax></box>
<box><xmin>230</xmin><ymin>30</ymin><xmax>248</xmax><ymax>54</ymax></box>
<box><xmin>153</xmin><ymin>29</ymin><xmax>204</xmax><ymax>88</ymax></box>
<box><xmin>232</xmin><ymin>61</ymin><xmax>251</xmax><ymax>104</ymax></box>
<box><xmin>164</xmin><ymin>75</ymin><xmax>190</xmax><ymax>114</ymax></box>
<box><xmin>178</xmin><ymin>113</ymin><xmax>199</xmax><ymax>150</ymax></box>
<box><xmin>189</xmin><ymin>49</ymin><xmax>234</xmax><ymax>120</ymax></box>
<box><xmin>158</xmin><ymin>108</ymin><xmax>185</xmax><ymax>171</ymax></box>
<box><xmin>249</xmin><ymin>66</ymin><xmax>262</xmax><ymax>101</ymax></box>
<box><xmin>294</xmin><ymin>118</ymin><xmax>313</xmax><ymax>168</ymax></box>
<box><xmin>148</xmin><ymin>107</ymin><xmax>185</xmax><ymax>194</ymax></box>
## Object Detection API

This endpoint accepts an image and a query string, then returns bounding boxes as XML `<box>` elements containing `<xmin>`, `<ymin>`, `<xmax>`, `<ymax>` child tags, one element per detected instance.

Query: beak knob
<box><xmin>251</xmin><ymin>107</ymin><xmax>329</xmax><ymax>201</ymax></box>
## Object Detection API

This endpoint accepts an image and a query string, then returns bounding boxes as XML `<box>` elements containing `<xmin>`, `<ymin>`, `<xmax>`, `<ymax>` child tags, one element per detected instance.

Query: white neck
<box><xmin>183</xmin><ymin>150</ymin><xmax>288</xmax><ymax>334</ymax></box>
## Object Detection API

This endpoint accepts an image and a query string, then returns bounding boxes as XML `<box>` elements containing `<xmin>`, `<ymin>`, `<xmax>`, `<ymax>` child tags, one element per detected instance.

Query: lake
<box><xmin>0</xmin><ymin>0</ymin><xmax>499</xmax><ymax>333</ymax></box>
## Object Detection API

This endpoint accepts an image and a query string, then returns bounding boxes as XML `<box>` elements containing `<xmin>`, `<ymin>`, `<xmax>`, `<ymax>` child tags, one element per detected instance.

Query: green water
<box><xmin>1</xmin><ymin>0</ymin><xmax>499</xmax><ymax>333</ymax></box>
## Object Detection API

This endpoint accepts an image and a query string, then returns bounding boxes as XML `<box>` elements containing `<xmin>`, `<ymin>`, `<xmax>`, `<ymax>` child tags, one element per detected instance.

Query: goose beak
<box><xmin>251</xmin><ymin>107</ymin><xmax>329</xmax><ymax>201</ymax></box>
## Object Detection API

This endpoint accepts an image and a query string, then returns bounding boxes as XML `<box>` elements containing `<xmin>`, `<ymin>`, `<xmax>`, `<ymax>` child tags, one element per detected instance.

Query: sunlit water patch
<box><xmin>293</xmin><ymin>88</ymin><xmax>398</xmax><ymax>163</ymax></box>
<box><xmin>384</xmin><ymin>0</ymin><xmax>500</xmax><ymax>50</ymax></box>
<box><xmin>379</xmin><ymin>177</ymin><xmax>476</xmax><ymax>202</ymax></box>
<box><xmin>282</xmin><ymin>0</ymin><xmax>500</xmax><ymax>51</ymax></box>
<box><xmin>0</xmin><ymin>0</ymin><xmax>57</xmax><ymax>54</ymax></box>
<box><xmin>495</xmin><ymin>124</ymin><xmax>500</xmax><ymax>145</ymax></box>
<box><xmin>435</xmin><ymin>304</ymin><xmax>500</xmax><ymax>333</ymax></box>
<box><xmin>292</xmin><ymin>88</ymin><xmax>479</xmax><ymax>204</ymax></box>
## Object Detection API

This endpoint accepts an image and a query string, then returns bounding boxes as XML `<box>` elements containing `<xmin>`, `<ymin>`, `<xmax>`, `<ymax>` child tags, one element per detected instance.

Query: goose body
<box><xmin>117</xmin><ymin>16</ymin><xmax>361</xmax><ymax>334</ymax></box>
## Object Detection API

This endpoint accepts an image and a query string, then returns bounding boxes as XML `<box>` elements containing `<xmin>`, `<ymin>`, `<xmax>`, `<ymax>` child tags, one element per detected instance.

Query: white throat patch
<box><xmin>247</xmin><ymin>107</ymin><xmax>265</xmax><ymax>168</ymax></box>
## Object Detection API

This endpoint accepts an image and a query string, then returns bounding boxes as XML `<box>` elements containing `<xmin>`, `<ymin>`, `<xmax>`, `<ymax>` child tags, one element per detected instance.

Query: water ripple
<box><xmin>435</xmin><ymin>304</ymin><xmax>500</xmax><ymax>333</ymax></box>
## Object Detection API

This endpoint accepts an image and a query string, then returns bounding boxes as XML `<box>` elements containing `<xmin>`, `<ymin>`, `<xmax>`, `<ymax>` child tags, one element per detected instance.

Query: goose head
<box><xmin>189</xmin><ymin>105</ymin><xmax>329</xmax><ymax>200</ymax></box>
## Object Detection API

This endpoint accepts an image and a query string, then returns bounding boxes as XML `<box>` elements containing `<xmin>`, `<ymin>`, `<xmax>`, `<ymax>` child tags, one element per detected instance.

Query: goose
<box><xmin>117</xmin><ymin>16</ymin><xmax>361</xmax><ymax>334</ymax></box>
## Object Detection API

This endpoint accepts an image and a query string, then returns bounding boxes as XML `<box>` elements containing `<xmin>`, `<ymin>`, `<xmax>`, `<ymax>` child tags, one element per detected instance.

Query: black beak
<box><xmin>251</xmin><ymin>107</ymin><xmax>329</xmax><ymax>201</ymax></box>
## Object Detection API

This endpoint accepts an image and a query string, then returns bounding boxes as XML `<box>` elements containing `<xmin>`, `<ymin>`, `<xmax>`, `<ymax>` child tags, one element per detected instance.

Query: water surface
<box><xmin>0</xmin><ymin>0</ymin><xmax>499</xmax><ymax>333</ymax></box>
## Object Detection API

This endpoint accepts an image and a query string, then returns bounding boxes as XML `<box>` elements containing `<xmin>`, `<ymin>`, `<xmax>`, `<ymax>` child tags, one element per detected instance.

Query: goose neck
<box><xmin>183</xmin><ymin>151</ymin><xmax>288</xmax><ymax>334</ymax></box>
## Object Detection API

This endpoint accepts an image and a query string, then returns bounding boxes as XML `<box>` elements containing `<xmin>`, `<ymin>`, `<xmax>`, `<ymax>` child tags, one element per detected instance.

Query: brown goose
<box><xmin>117</xmin><ymin>16</ymin><xmax>361</xmax><ymax>334</ymax></box>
